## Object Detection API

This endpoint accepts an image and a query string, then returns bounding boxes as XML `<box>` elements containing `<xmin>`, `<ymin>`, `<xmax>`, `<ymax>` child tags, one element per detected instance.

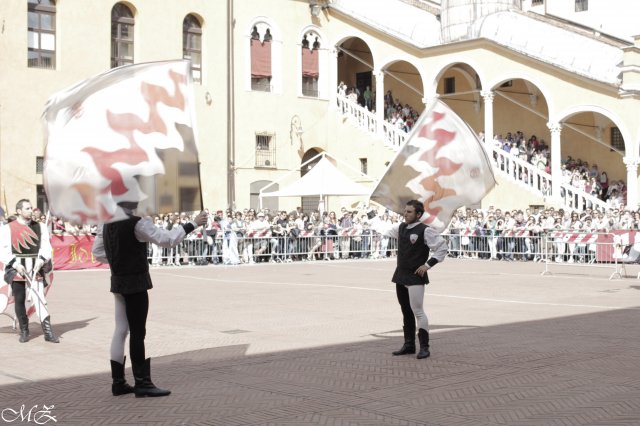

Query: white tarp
<box><xmin>260</xmin><ymin>156</ymin><xmax>370</xmax><ymax>197</ymax></box>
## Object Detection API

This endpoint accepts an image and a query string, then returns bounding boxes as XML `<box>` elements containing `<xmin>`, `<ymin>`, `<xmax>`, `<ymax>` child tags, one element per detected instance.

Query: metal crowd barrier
<box><xmin>144</xmin><ymin>228</ymin><xmax>638</xmax><ymax>280</ymax></box>
<box><xmin>441</xmin><ymin>230</ymin><xmax>629</xmax><ymax>280</ymax></box>
<box><xmin>146</xmin><ymin>231</ymin><xmax>399</xmax><ymax>266</ymax></box>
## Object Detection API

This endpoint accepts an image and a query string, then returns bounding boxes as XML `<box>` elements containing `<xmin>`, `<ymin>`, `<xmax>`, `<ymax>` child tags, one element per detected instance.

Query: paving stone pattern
<box><xmin>1</xmin><ymin>259</ymin><xmax>639</xmax><ymax>425</ymax></box>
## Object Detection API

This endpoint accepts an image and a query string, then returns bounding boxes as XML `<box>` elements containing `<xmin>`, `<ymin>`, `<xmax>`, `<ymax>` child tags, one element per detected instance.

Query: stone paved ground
<box><xmin>1</xmin><ymin>258</ymin><xmax>639</xmax><ymax>425</ymax></box>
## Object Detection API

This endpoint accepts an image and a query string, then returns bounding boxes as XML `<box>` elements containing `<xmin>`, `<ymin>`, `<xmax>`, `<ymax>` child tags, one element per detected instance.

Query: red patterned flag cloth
<box><xmin>43</xmin><ymin>60</ymin><xmax>202</xmax><ymax>225</ymax></box>
<box><xmin>371</xmin><ymin>99</ymin><xmax>496</xmax><ymax>231</ymax></box>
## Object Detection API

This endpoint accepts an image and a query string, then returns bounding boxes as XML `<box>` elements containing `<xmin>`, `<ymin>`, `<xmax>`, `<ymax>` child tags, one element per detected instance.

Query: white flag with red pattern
<box><xmin>43</xmin><ymin>60</ymin><xmax>202</xmax><ymax>224</ymax></box>
<box><xmin>371</xmin><ymin>99</ymin><xmax>496</xmax><ymax>231</ymax></box>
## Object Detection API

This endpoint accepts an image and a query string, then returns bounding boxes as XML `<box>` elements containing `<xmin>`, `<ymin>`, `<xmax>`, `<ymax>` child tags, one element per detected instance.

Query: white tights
<box><xmin>407</xmin><ymin>284</ymin><xmax>429</xmax><ymax>331</ymax></box>
<box><xmin>110</xmin><ymin>294</ymin><xmax>129</xmax><ymax>363</ymax></box>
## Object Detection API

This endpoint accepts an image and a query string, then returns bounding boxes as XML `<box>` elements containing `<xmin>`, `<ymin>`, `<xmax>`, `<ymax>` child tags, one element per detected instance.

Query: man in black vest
<box><xmin>379</xmin><ymin>200</ymin><xmax>447</xmax><ymax>359</ymax></box>
<box><xmin>0</xmin><ymin>199</ymin><xmax>58</xmax><ymax>343</ymax></box>
<box><xmin>93</xmin><ymin>202</ymin><xmax>207</xmax><ymax>397</ymax></box>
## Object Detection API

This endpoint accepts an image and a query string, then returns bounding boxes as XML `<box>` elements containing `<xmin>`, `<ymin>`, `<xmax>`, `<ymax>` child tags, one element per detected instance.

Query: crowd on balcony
<box><xmin>382</xmin><ymin>90</ymin><xmax>420</xmax><ymax>133</ymax></box>
<box><xmin>336</xmin><ymin>88</ymin><xmax>625</xmax><ymax>205</ymax></box>
<box><xmin>485</xmin><ymin>130</ymin><xmax>625</xmax><ymax>204</ymax></box>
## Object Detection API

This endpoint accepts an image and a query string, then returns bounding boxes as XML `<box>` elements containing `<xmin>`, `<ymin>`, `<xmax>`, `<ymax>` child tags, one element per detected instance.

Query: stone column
<box><xmin>422</xmin><ymin>93</ymin><xmax>439</xmax><ymax>111</ymax></box>
<box><xmin>547</xmin><ymin>122</ymin><xmax>562</xmax><ymax>202</ymax></box>
<box><xmin>481</xmin><ymin>90</ymin><xmax>494</xmax><ymax>146</ymax></box>
<box><xmin>374</xmin><ymin>68</ymin><xmax>385</xmax><ymax>137</ymax></box>
<box><xmin>623</xmin><ymin>156</ymin><xmax>640</xmax><ymax>209</ymax></box>
<box><xmin>329</xmin><ymin>48</ymin><xmax>339</xmax><ymax>109</ymax></box>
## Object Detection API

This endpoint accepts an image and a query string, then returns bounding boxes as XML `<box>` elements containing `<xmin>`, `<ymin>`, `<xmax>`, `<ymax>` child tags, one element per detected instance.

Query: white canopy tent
<box><xmin>259</xmin><ymin>152</ymin><xmax>372</xmax><ymax>211</ymax></box>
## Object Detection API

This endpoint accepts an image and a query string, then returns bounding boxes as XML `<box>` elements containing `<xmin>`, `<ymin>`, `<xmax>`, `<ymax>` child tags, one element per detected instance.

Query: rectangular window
<box><xmin>255</xmin><ymin>132</ymin><xmax>276</xmax><ymax>168</ymax></box>
<box><xmin>302</xmin><ymin>77</ymin><xmax>318</xmax><ymax>97</ymax></box>
<box><xmin>575</xmin><ymin>0</ymin><xmax>588</xmax><ymax>12</ymax></box>
<box><xmin>27</xmin><ymin>1</ymin><xmax>56</xmax><ymax>69</ymax></box>
<box><xmin>183</xmin><ymin>23</ymin><xmax>202</xmax><ymax>84</ymax></box>
<box><xmin>302</xmin><ymin>47</ymin><xmax>319</xmax><ymax>97</ymax></box>
<box><xmin>444</xmin><ymin>77</ymin><xmax>455</xmax><ymax>94</ymax></box>
<box><xmin>359</xmin><ymin>158</ymin><xmax>368</xmax><ymax>175</ymax></box>
<box><xmin>36</xmin><ymin>156</ymin><xmax>44</xmax><ymax>174</ymax></box>
<box><xmin>531</xmin><ymin>0</ymin><xmax>544</xmax><ymax>5</ymax></box>
<box><xmin>251</xmin><ymin>78</ymin><xmax>272</xmax><ymax>92</ymax></box>
<box><xmin>111</xmin><ymin>17</ymin><xmax>134</xmax><ymax>68</ymax></box>
<box><xmin>610</xmin><ymin>127</ymin><xmax>624</xmax><ymax>152</ymax></box>
<box><xmin>251</xmin><ymin>40</ymin><xmax>272</xmax><ymax>92</ymax></box>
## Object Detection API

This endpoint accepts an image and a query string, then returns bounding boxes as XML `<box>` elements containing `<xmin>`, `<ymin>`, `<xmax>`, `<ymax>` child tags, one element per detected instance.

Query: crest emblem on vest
<box><xmin>409</xmin><ymin>233</ymin><xmax>418</xmax><ymax>244</ymax></box>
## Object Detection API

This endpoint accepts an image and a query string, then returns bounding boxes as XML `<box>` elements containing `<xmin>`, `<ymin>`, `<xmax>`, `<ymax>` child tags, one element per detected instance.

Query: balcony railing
<box><xmin>335</xmin><ymin>93</ymin><xmax>606</xmax><ymax>213</ymax></box>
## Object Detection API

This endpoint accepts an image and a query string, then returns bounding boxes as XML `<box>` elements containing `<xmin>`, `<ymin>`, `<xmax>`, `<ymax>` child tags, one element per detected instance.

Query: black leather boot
<box><xmin>111</xmin><ymin>357</ymin><xmax>135</xmax><ymax>396</ymax></box>
<box><xmin>41</xmin><ymin>316</ymin><xmax>59</xmax><ymax>343</ymax></box>
<box><xmin>417</xmin><ymin>328</ymin><xmax>430</xmax><ymax>359</ymax></box>
<box><xmin>133</xmin><ymin>358</ymin><xmax>171</xmax><ymax>398</ymax></box>
<box><xmin>18</xmin><ymin>319</ymin><xmax>29</xmax><ymax>343</ymax></box>
<box><xmin>392</xmin><ymin>326</ymin><xmax>416</xmax><ymax>355</ymax></box>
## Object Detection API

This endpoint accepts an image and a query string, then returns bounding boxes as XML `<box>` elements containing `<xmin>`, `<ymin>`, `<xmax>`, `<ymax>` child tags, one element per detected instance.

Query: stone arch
<box><xmin>335</xmin><ymin>35</ymin><xmax>376</xmax><ymax>107</ymax></box>
<box><xmin>487</xmin><ymin>71</ymin><xmax>554</xmax><ymax>118</ymax></box>
<box><xmin>427</xmin><ymin>58</ymin><xmax>487</xmax><ymax>97</ymax></box>
<box><xmin>488</xmin><ymin>77</ymin><xmax>550</xmax><ymax>147</ymax></box>
<box><xmin>378</xmin><ymin>56</ymin><xmax>426</xmax><ymax>117</ymax></box>
<box><xmin>431</xmin><ymin>61</ymin><xmax>485</xmax><ymax>132</ymax></box>
<box><xmin>556</xmin><ymin>105</ymin><xmax>632</xmax><ymax>183</ymax></box>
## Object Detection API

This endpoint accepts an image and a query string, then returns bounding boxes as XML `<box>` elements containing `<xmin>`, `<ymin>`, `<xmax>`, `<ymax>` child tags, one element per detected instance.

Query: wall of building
<box><xmin>1</xmin><ymin>0</ymin><xmax>638</xmax><ymax>217</ymax></box>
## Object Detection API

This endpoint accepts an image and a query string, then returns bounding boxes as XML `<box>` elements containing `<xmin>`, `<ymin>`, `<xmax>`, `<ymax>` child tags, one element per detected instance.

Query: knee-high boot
<box><xmin>392</xmin><ymin>326</ymin><xmax>416</xmax><ymax>355</ymax></box>
<box><xmin>417</xmin><ymin>328</ymin><xmax>430</xmax><ymax>359</ymax></box>
<box><xmin>132</xmin><ymin>358</ymin><xmax>171</xmax><ymax>398</ymax></box>
<box><xmin>111</xmin><ymin>356</ymin><xmax>135</xmax><ymax>396</ymax></box>
<box><xmin>41</xmin><ymin>316</ymin><xmax>59</xmax><ymax>343</ymax></box>
<box><xmin>17</xmin><ymin>317</ymin><xmax>29</xmax><ymax>343</ymax></box>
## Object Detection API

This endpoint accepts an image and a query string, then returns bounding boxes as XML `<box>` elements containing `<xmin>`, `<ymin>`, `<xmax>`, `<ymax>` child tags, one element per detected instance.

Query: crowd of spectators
<box><xmin>3</xmin><ymin>194</ymin><xmax>639</xmax><ymax>267</ymax></box>
<box><xmin>337</xmin><ymin>83</ymin><xmax>421</xmax><ymax>133</ymax></box>
<box><xmin>486</xmin><ymin>130</ymin><xmax>625</xmax><ymax>204</ymax></box>
<box><xmin>336</xmin><ymin>87</ymin><xmax>623</xmax><ymax>207</ymax></box>
<box><xmin>446</xmin><ymin>204</ymin><xmax>640</xmax><ymax>263</ymax></box>
<box><xmin>383</xmin><ymin>89</ymin><xmax>420</xmax><ymax>133</ymax></box>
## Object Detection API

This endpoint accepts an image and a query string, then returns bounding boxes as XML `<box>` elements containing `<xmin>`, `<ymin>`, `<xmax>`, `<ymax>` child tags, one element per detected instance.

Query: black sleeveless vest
<box><xmin>103</xmin><ymin>216</ymin><xmax>152</xmax><ymax>294</ymax></box>
<box><xmin>392</xmin><ymin>222</ymin><xmax>431</xmax><ymax>286</ymax></box>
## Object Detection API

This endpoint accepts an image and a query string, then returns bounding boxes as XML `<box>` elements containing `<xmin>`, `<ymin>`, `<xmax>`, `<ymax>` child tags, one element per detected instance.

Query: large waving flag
<box><xmin>371</xmin><ymin>99</ymin><xmax>496</xmax><ymax>231</ymax></box>
<box><xmin>43</xmin><ymin>60</ymin><xmax>202</xmax><ymax>224</ymax></box>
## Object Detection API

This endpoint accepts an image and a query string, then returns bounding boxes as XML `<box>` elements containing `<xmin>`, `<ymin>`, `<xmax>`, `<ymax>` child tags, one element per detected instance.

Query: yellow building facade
<box><xmin>1</xmin><ymin>0</ymin><xmax>639</xmax><ymax>216</ymax></box>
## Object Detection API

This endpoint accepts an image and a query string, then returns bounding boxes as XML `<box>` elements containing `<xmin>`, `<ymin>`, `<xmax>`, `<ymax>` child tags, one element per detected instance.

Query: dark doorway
<box><xmin>36</xmin><ymin>184</ymin><xmax>48</xmax><ymax>214</ymax></box>
<box><xmin>356</xmin><ymin>71</ymin><xmax>372</xmax><ymax>107</ymax></box>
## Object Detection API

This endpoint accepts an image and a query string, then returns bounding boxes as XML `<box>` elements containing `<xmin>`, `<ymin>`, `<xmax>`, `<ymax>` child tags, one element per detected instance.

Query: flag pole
<box><xmin>2</xmin><ymin>184</ymin><xmax>8</xmax><ymax>215</ymax></box>
<box><xmin>197</xmin><ymin>161</ymin><xmax>204</xmax><ymax>212</ymax></box>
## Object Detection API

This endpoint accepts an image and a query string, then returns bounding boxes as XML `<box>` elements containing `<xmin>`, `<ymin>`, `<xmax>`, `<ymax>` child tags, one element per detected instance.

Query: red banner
<box><xmin>597</xmin><ymin>230</ymin><xmax>640</xmax><ymax>263</ymax></box>
<box><xmin>51</xmin><ymin>235</ymin><xmax>108</xmax><ymax>270</ymax></box>
<box><xmin>302</xmin><ymin>47</ymin><xmax>319</xmax><ymax>78</ymax></box>
<box><xmin>251</xmin><ymin>40</ymin><xmax>272</xmax><ymax>78</ymax></box>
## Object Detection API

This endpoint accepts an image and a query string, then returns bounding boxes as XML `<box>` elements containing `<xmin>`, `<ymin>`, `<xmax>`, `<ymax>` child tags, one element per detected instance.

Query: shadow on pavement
<box><xmin>1</xmin><ymin>307</ymin><xmax>640</xmax><ymax>425</ymax></box>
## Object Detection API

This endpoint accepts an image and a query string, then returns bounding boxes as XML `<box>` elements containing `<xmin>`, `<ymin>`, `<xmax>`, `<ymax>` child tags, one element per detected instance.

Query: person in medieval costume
<box><xmin>92</xmin><ymin>202</ymin><xmax>207</xmax><ymax>397</ymax></box>
<box><xmin>0</xmin><ymin>199</ymin><xmax>59</xmax><ymax>343</ymax></box>
<box><xmin>376</xmin><ymin>200</ymin><xmax>447</xmax><ymax>359</ymax></box>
